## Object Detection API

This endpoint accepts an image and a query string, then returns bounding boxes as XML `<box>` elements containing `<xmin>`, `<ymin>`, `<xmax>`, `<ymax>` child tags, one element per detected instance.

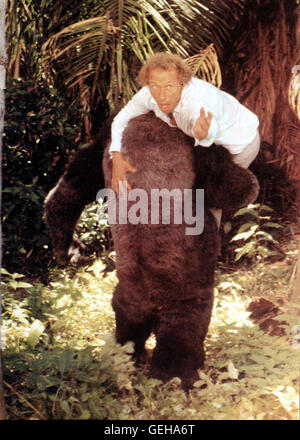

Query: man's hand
<box><xmin>111</xmin><ymin>151</ymin><xmax>136</xmax><ymax>195</ymax></box>
<box><xmin>194</xmin><ymin>107</ymin><xmax>213</xmax><ymax>141</ymax></box>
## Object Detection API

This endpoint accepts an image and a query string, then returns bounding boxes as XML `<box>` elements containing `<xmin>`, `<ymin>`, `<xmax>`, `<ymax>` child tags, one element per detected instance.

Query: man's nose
<box><xmin>158</xmin><ymin>88</ymin><xmax>167</xmax><ymax>101</ymax></box>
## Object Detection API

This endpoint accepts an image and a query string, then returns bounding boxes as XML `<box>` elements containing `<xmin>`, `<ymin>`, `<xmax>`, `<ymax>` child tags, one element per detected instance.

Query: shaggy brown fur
<box><xmin>44</xmin><ymin>111</ymin><xmax>259</xmax><ymax>388</ymax></box>
<box><xmin>102</xmin><ymin>112</ymin><xmax>259</xmax><ymax>388</ymax></box>
<box><xmin>44</xmin><ymin>117</ymin><xmax>111</xmax><ymax>265</ymax></box>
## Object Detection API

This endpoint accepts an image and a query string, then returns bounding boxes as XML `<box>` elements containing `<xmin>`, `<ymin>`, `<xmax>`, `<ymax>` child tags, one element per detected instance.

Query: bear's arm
<box><xmin>193</xmin><ymin>145</ymin><xmax>259</xmax><ymax>215</ymax></box>
<box><xmin>44</xmin><ymin>118</ymin><xmax>111</xmax><ymax>264</ymax></box>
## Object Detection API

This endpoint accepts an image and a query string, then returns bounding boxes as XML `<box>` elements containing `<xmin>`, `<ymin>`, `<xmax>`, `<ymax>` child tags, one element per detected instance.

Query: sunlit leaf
<box><xmin>27</xmin><ymin>319</ymin><xmax>45</xmax><ymax>348</ymax></box>
<box><xmin>231</xmin><ymin>226</ymin><xmax>258</xmax><ymax>242</ymax></box>
<box><xmin>233</xmin><ymin>206</ymin><xmax>259</xmax><ymax>218</ymax></box>
<box><xmin>263</xmin><ymin>222</ymin><xmax>283</xmax><ymax>229</ymax></box>
<box><xmin>234</xmin><ymin>241</ymin><xmax>255</xmax><ymax>261</ymax></box>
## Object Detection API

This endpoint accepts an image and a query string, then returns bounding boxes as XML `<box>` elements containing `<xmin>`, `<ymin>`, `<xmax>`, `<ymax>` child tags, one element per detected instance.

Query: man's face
<box><xmin>148</xmin><ymin>67</ymin><xmax>184</xmax><ymax>114</ymax></box>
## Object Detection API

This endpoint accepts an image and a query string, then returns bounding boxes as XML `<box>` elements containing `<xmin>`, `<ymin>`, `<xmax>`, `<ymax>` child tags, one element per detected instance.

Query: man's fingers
<box><xmin>113</xmin><ymin>179</ymin><xmax>119</xmax><ymax>195</ymax></box>
<box><xmin>199</xmin><ymin>118</ymin><xmax>210</xmax><ymax>129</ymax></box>
<box><xmin>127</xmin><ymin>164</ymin><xmax>137</xmax><ymax>173</ymax></box>
<box><xmin>118</xmin><ymin>180</ymin><xmax>127</xmax><ymax>196</ymax></box>
<box><xmin>197</xmin><ymin>118</ymin><xmax>210</xmax><ymax>131</ymax></box>
<box><xmin>200</xmin><ymin>107</ymin><xmax>213</xmax><ymax>123</ymax></box>
<box><xmin>113</xmin><ymin>179</ymin><xmax>132</xmax><ymax>197</ymax></box>
<box><xmin>194</xmin><ymin>108</ymin><xmax>213</xmax><ymax>140</ymax></box>
<box><xmin>112</xmin><ymin>167</ymin><xmax>136</xmax><ymax>196</ymax></box>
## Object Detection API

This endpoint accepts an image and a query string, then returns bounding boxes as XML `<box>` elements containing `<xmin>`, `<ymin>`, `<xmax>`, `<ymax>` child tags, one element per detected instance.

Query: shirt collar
<box><xmin>173</xmin><ymin>80</ymin><xmax>190</xmax><ymax>113</ymax></box>
<box><xmin>150</xmin><ymin>94</ymin><xmax>156</xmax><ymax>106</ymax></box>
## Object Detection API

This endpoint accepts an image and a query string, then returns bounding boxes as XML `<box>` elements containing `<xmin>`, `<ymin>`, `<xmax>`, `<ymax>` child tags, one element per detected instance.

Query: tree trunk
<box><xmin>0</xmin><ymin>0</ymin><xmax>7</xmax><ymax>421</ymax></box>
<box><xmin>222</xmin><ymin>0</ymin><xmax>300</xmax><ymax>214</ymax></box>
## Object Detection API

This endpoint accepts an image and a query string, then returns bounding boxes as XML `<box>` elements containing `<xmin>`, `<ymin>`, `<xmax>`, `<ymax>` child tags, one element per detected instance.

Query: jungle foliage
<box><xmin>3</xmin><ymin>79</ymin><xmax>81</xmax><ymax>275</ymax></box>
<box><xmin>2</xmin><ymin>238</ymin><xmax>299</xmax><ymax>420</ymax></box>
<box><xmin>3</xmin><ymin>0</ymin><xmax>300</xmax><ymax>275</ymax></box>
<box><xmin>2</xmin><ymin>0</ymin><xmax>300</xmax><ymax>421</ymax></box>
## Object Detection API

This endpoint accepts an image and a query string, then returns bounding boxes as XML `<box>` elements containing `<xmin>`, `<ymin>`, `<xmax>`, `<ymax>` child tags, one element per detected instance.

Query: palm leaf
<box><xmin>41</xmin><ymin>0</ymin><xmax>236</xmax><ymax>130</ymax></box>
<box><xmin>42</xmin><ymin>15</ymin><xmax>117</xmax><ymax>69</ymax></box>
<box><xmin>185</xmin><ymin>44</ymin><xmax>222</xmax><ymax>87</ymax></box>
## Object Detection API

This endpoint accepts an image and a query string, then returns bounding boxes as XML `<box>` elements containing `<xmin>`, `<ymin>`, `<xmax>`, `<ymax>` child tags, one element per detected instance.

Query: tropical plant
<box><xmin>6</xmin><ymin>1</ymin><xmax>300</xmax><ymax>210</ymax></box>
<box><xmin>230</xmin><ymin>204</ymin><xmax>284</xmax><ymax>262</ymax></box>
<box><xmin>75</xmin><ymin>201</ymin><xmax>114</xmax><ymax>268</ymax></box>
<box><xmin>3</xmin><ymin>79</ymin><xmax>81</xmax><ymax>275</ymax></box>
<box><xmin>6</xmin><ymin>0</ymin><xmax>99</xmax><ymax>81</ymax></box>
<box><xmin>2</xmin><ymin>247</ymin><xmax>299</xmax><ymax>420</ymax></box>
<box><xmin>41</xmin><ymin>0</ymin><xmax>239</xmax><ymax>135</ymax></box>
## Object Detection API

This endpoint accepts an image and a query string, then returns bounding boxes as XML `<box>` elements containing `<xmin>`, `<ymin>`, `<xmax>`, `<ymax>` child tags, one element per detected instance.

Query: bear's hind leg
<box><xmin>113</xmin><ymin>303</ymin><xmax>153</xmax><ymax>364</ymax></box>
<box><xmin>150</xmin><ymin>293</ymin><xmax>213</xmax><ymax>389</ymax></box>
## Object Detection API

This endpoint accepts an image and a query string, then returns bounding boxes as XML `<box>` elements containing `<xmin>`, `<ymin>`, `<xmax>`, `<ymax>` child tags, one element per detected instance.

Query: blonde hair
<box><xmin>137</xmin><ymin>52</ymin><xmax>193</xmax><ymax>87</ymax></box>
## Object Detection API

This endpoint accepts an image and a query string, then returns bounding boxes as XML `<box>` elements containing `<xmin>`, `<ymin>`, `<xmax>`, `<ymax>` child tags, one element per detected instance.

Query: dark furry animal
<box><xmin>45</xmin><ymin>111</ymin><xmax>259</xmax><ymax>388</ymax></box>
<box><xmin>104</xmin><ymin>112</ymin><xmax>258</xmax><ymax>388</ymax></box>
<box><xmin>44</xmin><ymin>117</ymin><xmax>112</xmax><ymax>265</ymax></box>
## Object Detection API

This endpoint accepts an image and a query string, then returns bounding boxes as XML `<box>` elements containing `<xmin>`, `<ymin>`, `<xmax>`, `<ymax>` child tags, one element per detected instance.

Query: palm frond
<box><xmin>40</xmin><ymin>0</ymin><xmax>237</xmax><ymax>131</ymax></box>
<box><xmin>42</xmin><ymin>15</ymin><xmax>117</xmax><ymax>90</ymax></box>
<box><xmin>185</xmin><ymin>44</ymin><xmax>222</xmax><ymax>87</ymax></box>
<box><xmin>42</xmin><ymin>15</ymin><xmax>117</xmax><ymax>64</ymax></box>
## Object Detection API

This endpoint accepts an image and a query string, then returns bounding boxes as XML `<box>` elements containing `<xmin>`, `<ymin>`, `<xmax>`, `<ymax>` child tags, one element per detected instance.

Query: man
<box><xmin>110</xmin><ymin>52</ymin><xmax>260</xmax><ymax>221</ymax></box>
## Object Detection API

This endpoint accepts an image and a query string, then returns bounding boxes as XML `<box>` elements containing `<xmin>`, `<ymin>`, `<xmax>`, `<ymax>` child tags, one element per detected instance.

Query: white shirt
<box><xmin>110</xmin><ymin>77</ymin><xmax>259</xmax><ymax>155</ymax></box>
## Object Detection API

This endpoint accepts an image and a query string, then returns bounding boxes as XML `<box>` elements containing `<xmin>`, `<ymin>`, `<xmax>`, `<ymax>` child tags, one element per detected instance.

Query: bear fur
<box><xmin>44</xmin><ymin>111</ymin><xmax>259</xmax><ymax>388</ymax></box>
<box><xmin>44</xmin><ymin>116</ymin><xmax>111</xmax><ymax>265</ymax></box>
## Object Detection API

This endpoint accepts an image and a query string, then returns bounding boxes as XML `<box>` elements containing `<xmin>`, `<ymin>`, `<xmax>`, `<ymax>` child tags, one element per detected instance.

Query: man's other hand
<box><xmin>111</xmin><ymin>151</ymin><xmax>136</xmax><ymax>195</ymax></box>
<box><xmin>194</xmin><ymin>107</ymin><xmax>213</xmax><ymax>141</ymax></box>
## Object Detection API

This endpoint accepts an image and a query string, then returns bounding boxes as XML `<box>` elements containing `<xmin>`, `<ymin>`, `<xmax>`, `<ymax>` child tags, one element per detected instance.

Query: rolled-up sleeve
<box><xmin>110</xmin><ymin>88</ymin><xmax>150</xmax><ymax>153</ymax></box>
